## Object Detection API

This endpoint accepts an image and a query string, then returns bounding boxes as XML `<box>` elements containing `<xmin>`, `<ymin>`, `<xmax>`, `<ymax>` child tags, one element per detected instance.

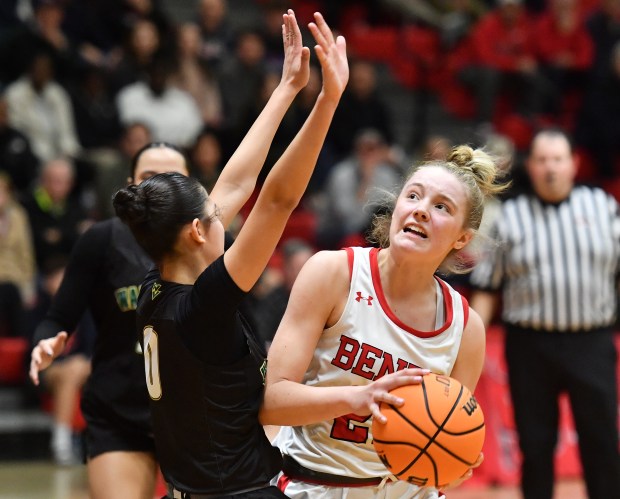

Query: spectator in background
<box><xmin>259</xmin><ymin>0</ymin><xmax>290</xmax><ymax>67</ymax></box>
<box><xmin>330</xmin><ymin>58</ymin><xmax>394</xmax><ymax>160</ymax></box>
<box><xmin>87</xmin><ymin>122</ymin><xmax>152</xmax><ymax>220</ymax></box>
<box><xmin>575</xmin><ymin>40</ymin><xmax>620</xmax><ymax>178</ymax></box>
<box><xmin>585</xmin><ymin>0</ymin><xmax>620</xmax><ymax>85</ymax></box>
<box><xmin>189</xmin><ymin>127</ymin><xmax>223</xmax><ymax>193</ymax></box>
<box><xmin>316</xmin><ymin>128</ymin><xmax>402</xmax><ymax>249</ymax></box>
<box><xmin>30</xmin><ymin>256</ymin><xmax>94</xmax><ymax>466</ymax></box>
<box><xmin>0</xmin><ymin>0</ymin><xmax>78</xmax><ymax>86</ymax></box>
<box><xmin>217</xmin><ymin>27</ymin><xmax>268</xmax><ymax>158</ymax></box>
<box><xmin>196</xmin><ymin>0</ymin><xmax>234</xmax><ymax>71</ymax></box>
<box><xmin>21</xmin><ymin>157</ymin><xmax>92</xmax><ymax>269</ymax></box>
<box><xmin>534</xmin><ymin>0</ymin><xmax>593</xmax><ymax>115</ymax></box>
<box><xmin>250</xmin><ymin>239</ymin><xmax>314</xmax><ymax>351</ymax></box>
<box><xmin>0</xmin><ymin>94</ymin><xmax>39</xmax><ymax>195</ymax></box>
<box><xmin>170</xmin><ymin>22</ymin><xmax>223</xmax><ymax>129</ymax></box>
<box><xmin>5</xmin><ymin>51</ymin><xmax>81</xmax><ymax>164</ymax></box>
<box><xmin>68</xmin><ymin>66</ymin><xmax>123</xmax><ymax>217</ymax></box>
<box><xmin>110</xmin><ymin>18</ymin><xmax>162</xmax><ymax>93</ymax></box>
<box><xmin>0</xmin><ymin>172</ymin><xmax>35</xmax><ymax>337</ymax></box>
<box><xmin>69</xmin><ymin>66</ymin><xmax>122</xmax><ymax>152</ymax></box>
<box><xmin>459</xmin><ymin>0</ymin><xmax>545</xmax><ymax>132</ymax></box>
<box><xmin>116</xmin><ymin>55</ymin><xmax>203</xmax><ymax>149</ymax></box>
<box><xmin>469</xmin><ymin>129</ymin><xmax>620</xmax><ymax>499</ymax></box>
<box><xmin>118</xmin><ymin>0</ymin><xmax>175</xmax><ymax>48</ymax></box>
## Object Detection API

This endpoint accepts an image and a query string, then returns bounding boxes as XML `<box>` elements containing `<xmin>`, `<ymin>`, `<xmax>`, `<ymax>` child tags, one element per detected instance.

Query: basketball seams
<box><xmin>372</xmin><ymin>375</ymin><xmax>485</xmax><ymax>487</ymax></box>
<box><xmin>392</xmin><ymin>380</ymin><xmax>470</xmax><ymax>482</ymax></box>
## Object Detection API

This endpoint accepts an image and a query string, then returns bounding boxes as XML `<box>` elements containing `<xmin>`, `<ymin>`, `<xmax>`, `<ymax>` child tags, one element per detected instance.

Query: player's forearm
<box><xmin>259</xmin><ymin>93</ymin><xmax>339</xmax><ymax>209</ymax></box>
<box><xmin>215</xmin><ymin>84</ymin><xmax>299</xmax><ymax>195</ymax></box>
<box><xmin>260</xmin><ymin>379</ymin><xmax>359</xmax><ymax>426</ymax></box>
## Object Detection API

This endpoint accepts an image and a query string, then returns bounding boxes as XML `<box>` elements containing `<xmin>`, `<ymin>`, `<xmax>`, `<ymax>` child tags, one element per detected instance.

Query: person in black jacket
<box><xmin>112</xmin><ymin>11</ymin><xmax>348</xmax><ymax>497</ymax></box>
<box><xmin>28</xmin><ymin>8</ymin><xmax>322</xmax><ymax>498</ymax></box>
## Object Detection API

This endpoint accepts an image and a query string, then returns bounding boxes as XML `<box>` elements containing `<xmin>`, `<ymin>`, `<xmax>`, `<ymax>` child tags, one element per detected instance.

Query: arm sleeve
<box><xmin>32</xmin><ymin>223</ymin><xmax>108</xmax><ymax>343</ymax></box>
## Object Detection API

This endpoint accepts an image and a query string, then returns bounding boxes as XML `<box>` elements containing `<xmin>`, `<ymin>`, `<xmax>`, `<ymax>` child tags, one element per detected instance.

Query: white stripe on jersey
<box><xmin>275</xmin><ymin>246</ymin><xmax>467</xmax><ymax>490</ymax></box>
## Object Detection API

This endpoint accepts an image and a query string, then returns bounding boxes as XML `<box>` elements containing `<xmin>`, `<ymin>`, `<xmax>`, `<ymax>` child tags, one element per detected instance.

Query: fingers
<box><xmin>311</xmin><ymin>12</ymin><xmax>335</xmax><ymax>45</ymax></box>
<box><xmin>282</xmin><ymin>9</ymin><xmax>301</xmax><ymax>49</ymax></box>
<box><xmin>29</xmin><ymin>351</ymin><xmax>41</xmax><ymax>386</ymax></box>
<box><xmin>289</xmin><ymin>9</ymin><xmax>302</xmax><ymax>39</ymax></box>
<box><xmin>370</xmin><ymin>402</ymin><xmax>387</xmax><ymax>424</ymax></box>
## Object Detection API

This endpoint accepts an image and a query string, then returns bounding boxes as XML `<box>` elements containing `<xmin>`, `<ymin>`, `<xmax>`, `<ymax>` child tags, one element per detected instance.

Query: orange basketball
<box><xmin>372</xmin><ymin>373</ymin><xmax>485</xmax><ymax>488</ymax></box>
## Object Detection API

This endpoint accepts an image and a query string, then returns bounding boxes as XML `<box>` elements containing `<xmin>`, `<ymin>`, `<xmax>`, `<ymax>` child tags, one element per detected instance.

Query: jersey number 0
<box><xmin>143</xmin><ymin>326</ymin><xmax>162</xmax><ymax>400</ymax></box>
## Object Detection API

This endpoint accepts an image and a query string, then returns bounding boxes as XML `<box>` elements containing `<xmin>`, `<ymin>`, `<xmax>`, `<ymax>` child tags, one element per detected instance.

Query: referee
<box><xmin>470</xmin><ymin>128</ymin><xmax>620</xmax><ymax>499</ymax></box>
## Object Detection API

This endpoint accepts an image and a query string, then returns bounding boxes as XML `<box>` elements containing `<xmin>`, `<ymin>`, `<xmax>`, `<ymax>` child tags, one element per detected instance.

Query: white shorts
<box><xmin>273</xmin><ymin>473</ymin><xmax>440</xmax><ymax>499</ymax></box>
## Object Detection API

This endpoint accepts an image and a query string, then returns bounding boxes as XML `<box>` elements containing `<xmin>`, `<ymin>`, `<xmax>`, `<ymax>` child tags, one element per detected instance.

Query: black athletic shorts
<box><xmin>161</xmin><ymin>485</ymin><xmax>288</xmax><ymax>499</ymax></box>
<box><xmin>83</xmin><ymin>410</ymin><xmax>155</xmax><ymax>459</ymax></box>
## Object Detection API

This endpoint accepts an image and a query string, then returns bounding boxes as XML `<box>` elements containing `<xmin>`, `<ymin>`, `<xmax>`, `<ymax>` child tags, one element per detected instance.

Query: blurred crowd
<box><xmin>0</xmin><ymin>0</ymin><xmax>619</xmax><ymax>397</ymax></box>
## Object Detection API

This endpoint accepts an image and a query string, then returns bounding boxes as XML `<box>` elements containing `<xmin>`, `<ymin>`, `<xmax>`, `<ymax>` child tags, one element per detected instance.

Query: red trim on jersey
<box><xmin>277</xmin><ymin>473</ymin><xmax>292</xmax><ymax>492</ymax></box>
<box><xmin>279</xmin><ymin>471</ymin><xmax>382</xmax><ymax>488</ymax></box>
<box><xmin>369</xmin><ymin>248</ymin><xmax>454</xmax><ymax>338</ymax></box>
<box><xmin>344</xmin><ymin>247</ymin><xmax>354</xmax><ymax>282</ymax></box>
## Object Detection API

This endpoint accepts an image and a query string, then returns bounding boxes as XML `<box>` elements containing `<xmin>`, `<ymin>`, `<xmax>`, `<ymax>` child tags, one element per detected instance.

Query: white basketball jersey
<box><xmin>275</xmin><ymin>247</ymin><xmax>468</xmax><ymax>484</ymax></box>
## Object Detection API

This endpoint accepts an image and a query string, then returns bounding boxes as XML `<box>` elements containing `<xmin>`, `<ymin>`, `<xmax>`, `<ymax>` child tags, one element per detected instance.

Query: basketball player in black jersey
<box><xmin>28</xmin><ymin>9</ymin><xmax>321</xmax><ymax>498</ymax></box>
<box><xmin>112</xmin><ymin>11</ymin><xmax>348</xmax><ymax>498</ymax></box>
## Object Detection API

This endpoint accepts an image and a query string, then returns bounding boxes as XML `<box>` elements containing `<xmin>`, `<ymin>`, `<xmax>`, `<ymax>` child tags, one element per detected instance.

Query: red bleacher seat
<box><xmin>279</xmin><ymin>209</ymin><xmax>317</xmax><ymax>247</ymax></box>
<box><xmin>390</xmin><ymin>26</ymin><xmax>442</xmax><ymax>89</ymax></box>
<box><xmin>0</xmin><ymin>337</ymin><xmax>28</xmax><ymax>385</ymax></box>
<box><xmin>345</xmin><ymin>26</ymin><xmax>398</xmax><ymax>63</ymax></box>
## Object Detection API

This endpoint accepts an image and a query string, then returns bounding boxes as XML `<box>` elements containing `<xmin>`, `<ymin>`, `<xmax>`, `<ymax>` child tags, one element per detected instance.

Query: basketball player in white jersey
<box><xmin>260</xmin><ymin>145</ymin><xmax>508</xmax><ymax>498</ymax></box>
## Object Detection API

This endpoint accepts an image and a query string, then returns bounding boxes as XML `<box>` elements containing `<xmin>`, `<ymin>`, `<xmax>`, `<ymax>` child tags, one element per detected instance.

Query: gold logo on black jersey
<box><xmin>152</xmin><ymin>282</ymin><xmax>162</xmax><ymax>300</ymax></box>
<box><xmin>260</xmin><ymin>359</ymin><xmax>267</xmax><ymax>385</ymax></box>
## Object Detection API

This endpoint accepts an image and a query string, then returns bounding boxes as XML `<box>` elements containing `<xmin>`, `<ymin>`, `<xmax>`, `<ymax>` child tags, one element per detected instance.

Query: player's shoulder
<box><xmin>295</xmin><ymin>249</ymin><xmax>351</xmax><ymax>289</ymax></box>
<box><xmin>305</xmin><ymin>249</ymin><xmax>349</xmax><ymax>272</ymax></box>
<box><xmin>84</xmin><ymin>217</ymin><xmax>117</xmax><ymax>236</ymax></box>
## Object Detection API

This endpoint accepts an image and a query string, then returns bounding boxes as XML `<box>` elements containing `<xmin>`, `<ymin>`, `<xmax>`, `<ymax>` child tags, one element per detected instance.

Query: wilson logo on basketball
<box><xmin>462</xmin><ymin>396</ymin><xmax>478</xmax><ymax>416</ymax></box>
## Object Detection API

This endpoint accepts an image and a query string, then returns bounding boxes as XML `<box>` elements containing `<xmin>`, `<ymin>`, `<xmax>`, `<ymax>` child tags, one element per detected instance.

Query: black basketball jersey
<box><xmin>34</xmin><ymin>217</ymin><xmax>153</xmax><ymax>432</ymax></box>
<box><xmin>136</xmin><ymin>255</ymin><xmax>282</xmax><ymax>494</ymax></box>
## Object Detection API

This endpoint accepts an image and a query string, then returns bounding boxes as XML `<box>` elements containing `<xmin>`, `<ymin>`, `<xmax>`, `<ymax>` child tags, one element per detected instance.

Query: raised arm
<box><xmin>209</xmin><ymin>9</ymin><xmax>310</xmax><ymax>229</ymax></box>
<box><xmin>223</xmin><ymin>12</ymin><xmax>348</xmax><ymax>291</ymax></box>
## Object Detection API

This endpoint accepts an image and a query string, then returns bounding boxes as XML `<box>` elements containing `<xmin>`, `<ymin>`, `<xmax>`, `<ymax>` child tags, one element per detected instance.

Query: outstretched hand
<box><xmin>308</xmin><ymin>12</ymin><xmax>349</xmax><ymax>102</ymax></box>
<box><xmin>280</xmin><ymin>9</ymin><xmax>311</xmax><ymax>93</ymax></box>
<box><xmin>351</xmin><ymin>368</ymin><xmax>430</xmax><ymax>423</ymax></box>
<box><xmin>29</xmin><ymin>331</ymin><xmax>68</xmax><ymax>386</ymax></box>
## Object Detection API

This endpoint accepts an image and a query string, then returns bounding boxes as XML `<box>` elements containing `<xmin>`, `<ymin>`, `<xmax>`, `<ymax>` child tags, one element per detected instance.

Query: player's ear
<box><xmin>453</xmin><ymin>229</ymin><xmax>473</xmax><ymax>250</ymax></box>
<box><xmin>189</xmin><ymin>218</ymin><xmax>205</xmax><ymax>243</ymax></box>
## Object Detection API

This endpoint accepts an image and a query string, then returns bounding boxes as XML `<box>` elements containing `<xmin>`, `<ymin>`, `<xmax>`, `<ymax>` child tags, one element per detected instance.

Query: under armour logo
<box><xmin>152</xmin><ymin>282</ymin><xmax>162</xmax><ymax>300</ymax></box>
<box><xmin>355</xmin><ymin>292</ymin><xmax>373</xmax><ymax>305</ymax></box>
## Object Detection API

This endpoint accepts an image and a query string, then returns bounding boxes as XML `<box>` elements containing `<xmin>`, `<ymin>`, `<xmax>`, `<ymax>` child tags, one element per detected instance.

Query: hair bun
<box><xmin>113</xmin><ymin>184</ymin><xmax>149</xmax><ymax>226</ymax></box>
<box><xmin>447</xmin><ymin>146</ymin><xmax>475</xmax><ymax>169</ymax></box>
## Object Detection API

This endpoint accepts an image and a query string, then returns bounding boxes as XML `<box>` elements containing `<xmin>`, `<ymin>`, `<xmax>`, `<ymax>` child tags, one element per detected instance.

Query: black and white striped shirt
<box><xmin>470</xmin><ymin>185</ymin><xmax>620</xmax><ymax>332</ymax></box>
